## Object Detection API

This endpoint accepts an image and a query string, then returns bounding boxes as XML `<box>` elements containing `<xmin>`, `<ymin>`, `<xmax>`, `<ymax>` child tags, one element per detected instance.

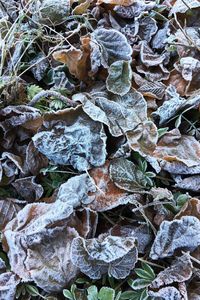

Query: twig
<box><xmin>28</xmin><ymin>90</ymin><xmax>77</xmax><ymax>107</ymax></box>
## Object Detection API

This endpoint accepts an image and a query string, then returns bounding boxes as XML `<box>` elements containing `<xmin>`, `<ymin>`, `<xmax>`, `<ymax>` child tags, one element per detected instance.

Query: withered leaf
<box><xmin>150</xmin><ymin>216</ymin><xmax>200</xmax><ymax>259</ymax></box>
<box><xmin>97</xmin><ymin>0</ymin><xmax>134</xmax><ymax>5</ymax></box>
<box><xmin>91</xmin><ymin>28</ymin><xmax>132</xmax><ymax>65</ymax></box>
<box><xmin>174</xmin><ymin>175</ymin><xmax>200</xmax><ymax>192</ymax></box>
<box><xmin>153</xmin><ymin>129</ymin><xmax>200</xmax><ymax>167</ymax></box>
<box><xmin>32</xmin><ymin>106</ymin><xmax>107</xmax><ymax>171</ymax></box>
<box><xmin>88</xmin><ymin>161</ymin><xmax>142</xmax><ymax>211</ymax></box>
<box><xmin>114</xmin><ymin>1</ymin><xmax>156</xmax><ymax>19</ymax></box>
<box><xmin>73</xmin><ymin>89</ymin><xmax>148</xmax><ymax>137</ymax></box>
<box><xmin>175</xmin><ymin>198</ymin><xmax>200</xmax><ymax>220</ymax></box>
<box><xmin>12</xmin><ymin>176</ymin><xmax>44</xmax><ymax>201</ymax></box>
<box><xmin>138</xmin><ymin>17</ymin><xmax>158</xmax><ymax>43</ymax></box>
<box><xmin>2</xmin><ymin>200</ymin><xmax>96</xmax><ymax>292</ymax></box>
<box><xmin>0</xmin><ymin>272</ymin><xmax>20</xmax><ymax>300</ymax></box>
<box><xmin>126</xmin><ymin>120</ymin><xmax>158</xmax><ymax>157</ymax></box>
<box><xmin>0</xmin><ymin>105</ymin><xmax>42</xmax><ymax>149</ymax></box>
<box><xmin>0</xmin><ymin>198</ymin><xmax>21</xmax><ymax>231</ymax></box>
<box><xmin>109</xmin><ymin>158</ymin><xmax>147</xmax><ymax>192</ymax></box>
<box><xmin>106</xmin><ymin>60</ymin><xmax>132</xmax><ymax>96</ymax></box>
<box><xmin>110</xmin><ymin>224</ymin><xmax>152</xmax><ymax>253</ymax></box>
<box><xmin>71</xmin><ymin>235</ymin><xmax>138</xmax><ymax>279</ymax></box>
<box><xmin>53</xmin><ymin>36</ymin><xmax>90</xmax><ymax>80</ymax></box>
<box><xmin>151</xmin><ymin>254</ymin><xmax>193</xmax><ymax>288</ymax></box>
<box><xmin>169</xmin><ymin>0</ymin><xmax>200</xmax><ymax>16</ymax></box>
<box><xmin>139</xmin><ymin>41</ymin><xmax>168</xmax><ymax>67</ymax></box>
<box><xmin>148</xmin><ymin>286</ymin><xmax>182</xmax><ymax>300</ymax></box>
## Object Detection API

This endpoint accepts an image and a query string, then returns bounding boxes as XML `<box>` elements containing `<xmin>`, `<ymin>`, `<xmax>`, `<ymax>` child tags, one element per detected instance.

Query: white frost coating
<box><xmin>32</xmin><ymin>106</ymin><xmax>107</xmax><ymax>171</ymax></box>
<box><xmin>0</xmin><ymin>272</ymin><xmax>20</xmax><ymax>300</ymax></box>
<box><xmin>3</xmin><ymin>201</ymin><xmax>78</xmax><ymax>292</ymax></box>
<box><xmin>57</xmin><ymin>174</ymin><xmax>96</xmax><ymax>207</ymax></box>
<box><xmin>71</xmin><ymin>235</ymin><xmax>138</xmax><ymax>279</ymax></box>
<box><xmin>92</xmin><ymin>28</ymin><xmax>132</xmax><ymax>65</ymax></box>
<box><xmin>148</xmin><ymin>286</ymin><xmax>182</xmax><ymax>300</ymax></box>
<box><xmin>150</xmin><ymin>216</ymin><xmax>200</xmax><ymax>259</ymax></box>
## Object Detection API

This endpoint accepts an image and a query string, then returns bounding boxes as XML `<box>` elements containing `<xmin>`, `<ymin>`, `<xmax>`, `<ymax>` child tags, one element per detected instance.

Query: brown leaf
<box><xmin>12</xmin><ymin>176</ymin><xmax>44</xmax><ymax>201</ymax></box>
<box><xmin>2</xmin><ymin>200</ymin><xmax>96</xmax><ymax>292</ymax></box>
<box><xmin>25</xmin><ymin>141</ymin><xmax>49</xmax><ymax>176</ymax></box>
<box><xmin>175</xmin><ymin>198</ymin><xmax>200</xmax><ymax>220</ymax></box>
<box><xmin>164</xmin><ymin>69</ymin><xmax>188</xmax><ymax>96</ymax></box>
<box><xmin>72</xmin><ymin>0</ymin><xmax>92</xmax><ymax>14</ymax></box>
<box><xmin>88</xmin><ymin>161</ymin><xmax>141</xmax><ymax>211</ymax></box>
<box><xmin>53</xmin><ymin>36</ymin><xmax>90</xmax><ymax>81</ymax></box>
<box><xmin>97</xmin><ymin>0</ymin><xmax>134</xmax><ymax>6</ymax></box>
<box><xmin>0</xmin><ymin>198</ymin><xmax>21</xmax><ymax>231</ymax></box>
<box><xmin>153</xmin><ymin>129</ymin><xmax>200</xmax><ymax>167</ymax></box>
<box><xmin>127</xmin><ymin>120</ymin><xmax>158</xmax><ymax>157</ymax></box>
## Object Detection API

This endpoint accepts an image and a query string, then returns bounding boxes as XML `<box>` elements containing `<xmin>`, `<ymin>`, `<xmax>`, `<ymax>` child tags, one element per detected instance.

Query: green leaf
<box><xmin>87</xmin><ymin>286</ymin><xmax>98</xmax><ymax>300</ymax></box>
<box><xmin>175</xmin><ymin>114</ymin><xmax>182</xmax><ymax>128</ymax></box>
<box><xmin>158</xmin><ymin>127</ymin><xmax>169</xmax><ymax>138</ymax></box>
<box><xmin>141</xmin><ymin>263</ymin><xmax>155</xmax><ymax>279</ymax></box>
<box><xmin>63</xmin><ymin>289</ymin><xmax>74</xmax><ymax>299</ymax></box>
<box><xmin>98</xmin><ymin>287</ymin><xmax>115</xmax><ymax>300</ymax></box>
<box><xmin>27</xmin><ymin>84</ymin><xmax>43</xmax><ymax>101</ymax></box>
<box><xmin>128</xmin><ymin>278</ymin><xmax>152</xmax><ymax>290</ymax></box>
<box><xmin>25</xmin><ymin>284</ymin><xmax>39</xmax><ymax>297</ymax></box>
<box><xmin>106</xmin><ymin>60</ymin><xmax>132</xmax><ymax>96</ymax></box>
<box><xmin>134</xmin><ymin>268</ymin><xmax>154</xmax><ymax>281</ymax></box>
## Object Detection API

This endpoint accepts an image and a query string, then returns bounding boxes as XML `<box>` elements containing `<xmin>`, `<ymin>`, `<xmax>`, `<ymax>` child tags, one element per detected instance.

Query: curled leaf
<box><xmin>71</xmin><ymin>235</ymin><xmax>138</xmax><ymax>279</ymax></box>
<box><xmin>150</xmin><ymin>216</ymin><xmax>200</xmax><ymax>259</ymax></box>
<box><xmin>148</xmin><ymin>286</ymin><xmax>182</xmax><ymax>300</ymax></box>
<box><xmin>151</xmin><ymin>254</ymin><xmax>193</xmax><ymax>288</ymax></box>
<box><xmin>12</xmin><ymin>176</ymin><xmax>44</xmax><ymax>201</ymax></box>
<box><xmin>92</xmin><ymin>28</ymin><xmax>132</xmax><ymax>65</ymax></box>
<box><xmin>153</xmin><ymin>129</ymin><xmax>200</xmax><ymax>167</ymax></box>
<box><xmin>0</xmin><ymin>272</ymin><xmax>20</xmax><ymax>300</ymax></box>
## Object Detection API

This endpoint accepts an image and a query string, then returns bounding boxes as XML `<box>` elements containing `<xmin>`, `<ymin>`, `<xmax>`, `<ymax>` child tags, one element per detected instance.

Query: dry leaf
<box><xmin>175</xmin><ymin>198</ymin><xmax>200</xmax><ymax>220</ymax></box>
<box><xmin>153</xmin><ymin>129</ymin><xmax>200</xmax><ymax>167</ymax></box>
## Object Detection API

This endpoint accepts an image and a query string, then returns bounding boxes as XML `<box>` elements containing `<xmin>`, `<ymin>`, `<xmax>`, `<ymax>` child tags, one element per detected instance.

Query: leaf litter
<box><xmin>0</xmin><ymin>0</ymin><xmax>200</xmax><ymax>299</ymax></box>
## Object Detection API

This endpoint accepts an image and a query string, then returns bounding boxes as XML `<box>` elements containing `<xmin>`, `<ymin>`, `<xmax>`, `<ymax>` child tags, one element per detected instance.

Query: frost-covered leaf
<box><xmin>97</xmin><ymin>0</ymin><xmax>134</xmax><ymax>6</ymax></box>
<box><xmin>139</xmin><ymin>41</ymin><xmax>168</xmax><ymax>67</ymax></box>
<box><xmin>150</xmin><ymin>216</ymin><xmax>200</xmax><ymax>259</ymax></box>
<box><xmin>0</xmin><ymin>198</ymin><xmax>21</xmax><ymax>230</ymax></box>
<box><xmin>88</xmin><ymin>162</ymin><xmax>141</xmax><ymax>211</ymax></box>
<box><xmin>169</xmin><ymin>0</ymin><xmax>200</xmax><ymax>16</ymax></box>
<box><xmin>57</xmin><ymin>174</ymin><xmax>96</xmax><ymax>207</ymax></box>
<box><xmin>73</xmin><ymin>89</ymin><xmax>148</xmax><ymax>137</ymax></box>
<box><xmin>12</xmin><ymin>176</ymin><xmax>44</xmax><ymax>201</ymax></box>
<box><xmin>174</xmin><ymin>175</ymin><xmax>200</xmax><ymax>192</ymax></box>
<box><xmin>34</xmin><ymin>0</ymin><xmax>70</xmax><ymax>25</ymax></box>
<box><xmin>0</xmin><ymin>105</ymin><xmax>42</xmax><ymax>150</ymax></box>
<box><xmin>110</xmin><ymin>224</ymin><xmax>152</xmax><ymax>253</ymax></box>
<box><xmin>151</xmin><ymin>254</ymin><xmax>193</xmax><ymax>288</ymax></box>
<box><xmin>71</xmin><ymin>235</ymin><xmax>138</xmax><ymax>279</ymax></box>
<box><xmin>138</xmin><ymin>17</ymin><xmax>158</xmax><ymax>43</ymax></box>
<box><xmin>92</xmin><ymin>28</ymin><xmax>132</xmax><ymax>65</ymax></box>
<box><xmin>2</xmin><ymin>200</ymin><xmax>96</xmax><ymax>292</ymax></box>
<box><xmin>29</xmin><ymin>53</ymin><xmax>49</xmax><ymax>81</ymax></box>
<box><xmin>109</xmin><ymin>158</ymin><xmax>147</xmax><ymax>192</ymax></box>
<box><xmin>133</xmin><ymin>72</ymin><xmax>166</xmax><ymax>99</ymax></box>
<box><xmin>148</xmin><ymin>286</ymin><xmax>182</xmax><ymax>300</ymax></box>
<box><xmin>106</xmin><ymin>60</ymin><xmax>132</xmax><ymax>96</ymax></box>
<box><xmin>0</xmin><ymin>272</ymin><xmax>20</xmax><ymax>300</ymax></box>
<box><xmin>126</xmin><ymin>120</ymin><xmax>158</xmax><ymax>157</ymax></box>
<box><xmin>32</xmin><ymin>106</ymin><xmax>107</xmax><ymax>171</ymax></box>
<box><xmin>25</xmin><ymin>141</ymin><xmax>49</xmax><ymax>176</ymax></box>
<box><xmin>114</xmin><ymin>1</ymin><xmax>156</xmax><ymax>19</ymax></box>
<box><xmin>152</xmin><ymin>86</ymin><xmax>200</xmax><ymax>125</ymax></box>
<box><xmin>153</xmin><ymin>129</ymin><xmax>200</xmax><ymax>167</ymax></box>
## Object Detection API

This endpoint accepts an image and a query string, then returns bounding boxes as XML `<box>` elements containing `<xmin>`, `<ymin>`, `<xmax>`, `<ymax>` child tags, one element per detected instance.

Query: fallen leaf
<box><xmin>12</xmin><ymin>176</ymin><xmax>44</xmax><ymax>201</ymax></box>
<box><xmin>175</xmin><ymin>198</ymin><xmax>200</xmax><ymax>220</ymax></box>
<box><xmin>71</xmin><ymin>234</ymin><xmax>138</xmax><ymax>279</ymax></box>
<box><xmin>106</xmin><ymin>60</ymin><xmax>132</xmax><ymax>96</ymax></box>
<box><xmin>148</xmin><ymin>286</ymin><xmax>182</xmax><ymax>300</ymax></box>
<box><xmin>32</xmin><ymin>105</ymin><xmax>107</xmax><ymax>171</ymax></box>
<box><xmin>153</xmin><ymin>129</ymin><xmax>200</xmax><ymax>167</ymax></box>
<box><xmin>174</xmin><ymin>175</ymin><xmax>200</xmax><ymax>192</ymax></box>
<box><xmin>150</xmin><ymin>216</ymin><xmax>200</xmax><ymax>259</ymax></box>
<box><xmin>0</xmin><ymin>198</ymin><xmax>21</xmax><ymax>230</ymax></box>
